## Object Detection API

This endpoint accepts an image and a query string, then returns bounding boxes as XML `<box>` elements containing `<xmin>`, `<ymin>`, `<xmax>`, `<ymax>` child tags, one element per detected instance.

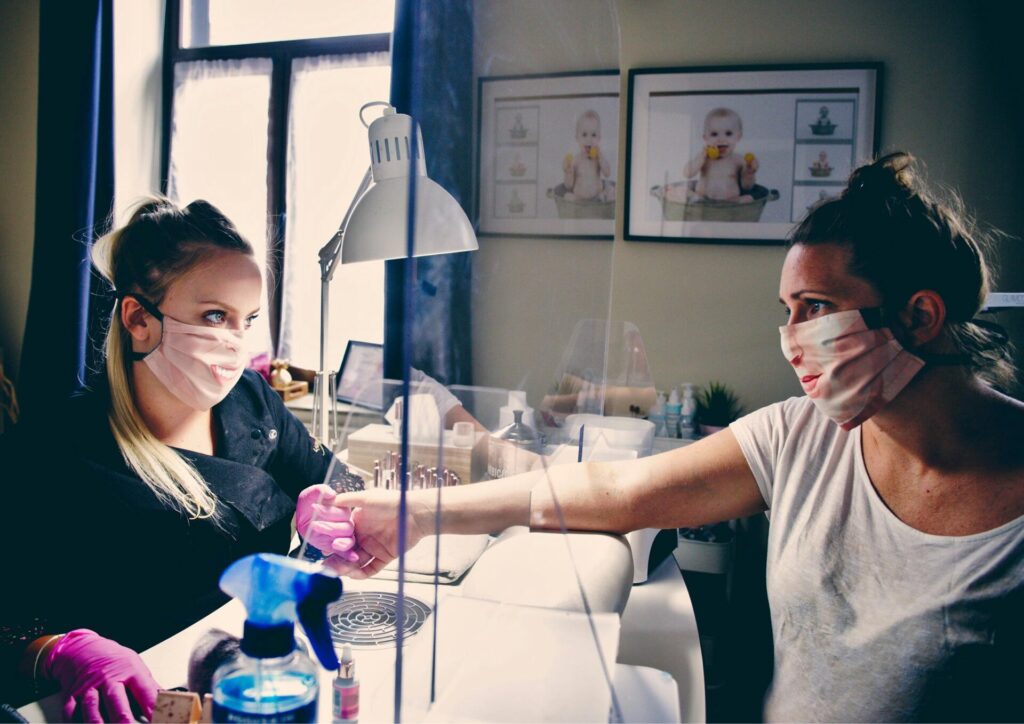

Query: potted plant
<box><xmin>695</xmin><ymin>381</ymin><xmax>744</xmax><ymax>436</ymax></box>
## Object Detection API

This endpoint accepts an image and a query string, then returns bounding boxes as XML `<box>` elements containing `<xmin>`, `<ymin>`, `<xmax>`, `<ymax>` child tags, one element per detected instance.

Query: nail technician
<box><xmin>0</xmin><ymin>198</ymin><xmax>409</xmax><ymax>720</ymax></box>
<box><xmin>327</xmin><ymin>153</ymin><xmax>1024</xmax><ymax>722</ymax></box>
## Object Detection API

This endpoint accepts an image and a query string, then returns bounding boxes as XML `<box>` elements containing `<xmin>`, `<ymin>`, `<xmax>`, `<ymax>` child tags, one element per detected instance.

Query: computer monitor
<box><xmin>335</xmin><ymin>340</ymin><xmax>384</xmax><ymax>410</ymax></box>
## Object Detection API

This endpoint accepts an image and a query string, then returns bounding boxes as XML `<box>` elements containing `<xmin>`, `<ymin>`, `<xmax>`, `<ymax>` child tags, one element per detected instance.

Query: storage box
<box><xmin>346</xmin><ymin>423</ymin><xmax>489</xmax><ymax>483</ymax></box>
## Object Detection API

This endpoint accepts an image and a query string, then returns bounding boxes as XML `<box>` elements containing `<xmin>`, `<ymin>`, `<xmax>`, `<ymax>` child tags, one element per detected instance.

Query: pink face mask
<box><xmin>779</xmin><ymin>308</ymin><xmax>925</xmax><ymax>430</ymax></box>
<box><xmin>126</xmin><ymin>294</ymin><xmax>247</xmax><ymax>411</ymax></box>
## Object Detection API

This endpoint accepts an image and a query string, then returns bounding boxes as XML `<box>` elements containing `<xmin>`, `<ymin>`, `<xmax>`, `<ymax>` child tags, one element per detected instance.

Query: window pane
<box><xmin>279</xmin><ymin>53</ymin><xmax>391</xmax><ymax>370</ymax></box>
<box><xmin>167</xmin><ymin>58</ymin><xmax>273</xmax><ymax>355</ymax></box>
<box><xmin>182</xmin><ymin>0</ymin><xmax>396</xmax><ymax>48</ymax></box>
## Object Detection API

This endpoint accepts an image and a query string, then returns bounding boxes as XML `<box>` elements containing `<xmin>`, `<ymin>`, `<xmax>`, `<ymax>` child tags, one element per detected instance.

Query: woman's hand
<box><xmin>295</xmin><ymin>485</ymin><xmax>358</xmax><ymax>562</ymax></box>
<box><xmin>321</xmin><ymin>489</ymin><xmax>431</xmax><ymax>579</ymax></box>
<box><xmin>43</xmin><ymin>629</ymin><xmax>159</xmax><ymax>723</ymax></box>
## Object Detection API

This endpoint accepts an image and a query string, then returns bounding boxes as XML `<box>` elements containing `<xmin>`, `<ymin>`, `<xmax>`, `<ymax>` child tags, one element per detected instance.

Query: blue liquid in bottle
<box><xmin>213</xmin><ymin>652</ymin><xmax>319</xmax><ymax>722</ymax></box>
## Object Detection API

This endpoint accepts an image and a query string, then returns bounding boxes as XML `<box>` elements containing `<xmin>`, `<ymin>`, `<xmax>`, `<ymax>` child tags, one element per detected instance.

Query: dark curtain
<box><xmin>384</xmin><ymin>0</ymin><xmax>475</xmax><ymax>385</ymax></box>
<box><xmin>19</xmin><ymin>0</ymin><xmax>115</xmax><ymax>421</ymax></box>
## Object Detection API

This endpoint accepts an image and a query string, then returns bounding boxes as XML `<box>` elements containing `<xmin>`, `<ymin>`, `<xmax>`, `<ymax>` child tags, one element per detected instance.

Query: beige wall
<box><xmin>0</xmin><ymin>0</ymin><xmax>39</xmax><ymax>383</ymax></box>
<box><xmin>474</xmin><ymin>0</ymin><xmax>1024</xmax><ymax>411</ymax></box>
<box><xmin>2</xmin><ymin>1</ymin><xmax>1020</xmax><ymax>408</ymax></box>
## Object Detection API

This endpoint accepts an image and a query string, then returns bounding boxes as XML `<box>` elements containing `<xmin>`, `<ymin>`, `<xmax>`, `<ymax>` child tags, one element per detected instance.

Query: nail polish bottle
<box><xmin>332</xmin><ymin>644</ymin><xmax>359</xmax><ymax>723</ymax></box>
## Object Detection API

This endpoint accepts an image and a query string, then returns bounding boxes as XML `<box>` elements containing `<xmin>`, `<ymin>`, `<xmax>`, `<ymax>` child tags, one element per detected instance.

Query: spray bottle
<box><xmin>212</xmin><ymin>553</ymin><xmax>342</xmax><ymax>722</ymax></box>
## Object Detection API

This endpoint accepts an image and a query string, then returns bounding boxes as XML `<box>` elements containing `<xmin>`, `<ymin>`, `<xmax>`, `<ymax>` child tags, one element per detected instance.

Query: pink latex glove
<box><xmin>42</xmin><ymin>629</ymin><xmax>159</xmax><ymax>723</ymax></box>
<box><xmin>295</xmin><ymin>484</ymin><xmax>359</xmax><ymax>561</ymax></box>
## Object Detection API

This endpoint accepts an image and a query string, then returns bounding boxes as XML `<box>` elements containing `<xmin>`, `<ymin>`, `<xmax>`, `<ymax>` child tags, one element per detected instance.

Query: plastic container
<box><xmin>679</xmin><ymin>383</ymin><xmax>697</xmax><ymax>439</ymax></box>
<box><xmin>665</xmin><ymin>387</ymin><xmax>681</xmax><ymax>440</ymax></box>
<box><xmin>214</xmin><ymin>651</ymin><xmax>319</xmax><ymax>721</ymax></box>
<box><xmin>564</xmin><ymin>413</ymin><xmax>655</xmax><ymax>457</ymax></box>
<box><xmin>212</xmin><ymin>553</ymin><xmax>342</xmax><ymax>722</ymax></box>
<box><xmin>648</xmin><ymin>392</ymin><xmax>667</xmax><ymax>437</ymax></box>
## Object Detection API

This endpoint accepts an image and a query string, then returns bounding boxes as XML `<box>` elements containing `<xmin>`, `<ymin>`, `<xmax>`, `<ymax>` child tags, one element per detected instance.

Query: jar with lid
<box><xmin>487</xmin><ymin>409</ymin><xmax>541</xmax><ymax>479</ymax></box>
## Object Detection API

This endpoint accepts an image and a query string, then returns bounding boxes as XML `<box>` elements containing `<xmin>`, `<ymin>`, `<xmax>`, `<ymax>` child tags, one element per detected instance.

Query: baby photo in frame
<box><xmin>625</xmin><ymin>64</ymin><xmax>881</xmax><ymax>244</ymax></box>
<box><xmin>478</xmin><ymin>70</ymin><xmax>620</xmax><ymax>239</ymax></box>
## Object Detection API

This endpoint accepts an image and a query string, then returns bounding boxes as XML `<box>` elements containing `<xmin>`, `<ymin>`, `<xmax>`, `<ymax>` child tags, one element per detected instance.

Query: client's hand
<box><xmin>321</xmin><ymin>489</ymin><xmax>430</xmax><ymax>579</ymax></box>
<box><xmin>295</xmin><ymin>485</ymin><xmax>359</xmax><ymax>562</ymax></box>
<box><xmin>43</xmin><ymin>629</ymin><xmax>158</xmax><ymax>723</ymax></box>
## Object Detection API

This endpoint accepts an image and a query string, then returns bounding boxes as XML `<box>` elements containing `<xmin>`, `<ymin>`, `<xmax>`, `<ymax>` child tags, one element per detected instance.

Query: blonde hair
<box><xmin>93</xmin><ymin>197</ymin><xmax>254</xmax><ymax>521</ymax></box>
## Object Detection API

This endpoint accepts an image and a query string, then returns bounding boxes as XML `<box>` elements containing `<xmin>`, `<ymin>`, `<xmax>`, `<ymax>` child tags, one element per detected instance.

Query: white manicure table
<box><xmin>20</xmin><ymin>531</ymin><xmax>704</xmax><ymax>723</ymax></box>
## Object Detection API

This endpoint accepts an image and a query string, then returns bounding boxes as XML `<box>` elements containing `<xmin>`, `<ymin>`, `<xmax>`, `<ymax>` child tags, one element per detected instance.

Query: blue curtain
<box><xmin>384</xmin><ymin>0</ymin><xmax>474</xmax><ymax>385</ymax></box>
<box><xmin>19</xmin><ymin>0</ymin><xmax>114</xmax><ymax>421</ymax></box>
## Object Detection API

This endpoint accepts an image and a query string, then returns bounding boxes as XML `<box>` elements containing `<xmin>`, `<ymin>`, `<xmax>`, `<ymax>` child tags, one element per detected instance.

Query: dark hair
<box><xmin>789</xmin><ymin>151</ymin><xmax>1015</xmax><ymax>391</ymax></box>
<box><xmin>103</xmin><ymin>198</ymin><xmax>253</xmax><ymax>301</ymax></box>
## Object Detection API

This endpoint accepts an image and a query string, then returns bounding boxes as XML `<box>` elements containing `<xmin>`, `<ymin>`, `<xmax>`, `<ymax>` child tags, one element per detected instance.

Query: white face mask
<box><xmin>779</xmin><ymin>308</ymin><xmax>925</xmax><ymax>430</ymax></box>
<box><xmin>126</xmin><ymin>294</ymin><xmax>247</xmax><ymax>410</ymax></box>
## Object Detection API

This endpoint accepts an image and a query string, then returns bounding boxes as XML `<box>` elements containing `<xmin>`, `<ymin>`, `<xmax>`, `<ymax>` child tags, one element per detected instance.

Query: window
<box><xmin>163</xmin><ymin>0</ymin><xmax>394</xmax><ymax>368</ymax></box>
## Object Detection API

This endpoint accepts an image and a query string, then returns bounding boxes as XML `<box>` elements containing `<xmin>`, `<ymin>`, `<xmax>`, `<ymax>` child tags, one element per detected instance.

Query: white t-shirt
<box><xmin>730</xmin><ymin>396</ymin><xmax>1024</xmax><ymax>722</ymax></box>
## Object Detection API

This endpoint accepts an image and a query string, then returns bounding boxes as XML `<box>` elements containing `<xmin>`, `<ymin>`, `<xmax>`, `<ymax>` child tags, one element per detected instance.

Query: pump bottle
<box><xmin>680</xmin><ymin>383</ymin><xmax>697</xmax><ymax>439</ymax></box>
<box><xmin>665</xmin><ymin>387</ymin><xmax>682</xmax><ymax>439</ymax></box>
<box><xmin>212</xmin><ymin>553</ymin><xmax>342</xmax><ymax>722</ymax></box>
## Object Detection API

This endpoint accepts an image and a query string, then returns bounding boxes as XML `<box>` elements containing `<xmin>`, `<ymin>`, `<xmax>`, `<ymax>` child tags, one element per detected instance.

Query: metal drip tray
<box><xmin>328</xmin><ymin>591</ymin><xmax>432</xmax><ymax>648</ymax></box>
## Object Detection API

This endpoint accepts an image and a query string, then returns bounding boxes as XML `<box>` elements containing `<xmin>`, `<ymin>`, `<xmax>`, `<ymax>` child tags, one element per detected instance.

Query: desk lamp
<box><xmin>313</xmin><ymin>102</ymin><xmax>478</xmax><ymax>448</ymax></box>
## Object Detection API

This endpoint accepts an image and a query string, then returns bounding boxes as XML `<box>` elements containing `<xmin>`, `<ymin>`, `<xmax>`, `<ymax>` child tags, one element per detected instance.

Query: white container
<box><xmin>564</xmin><ymin>414</ymin><xmax>655</xmax><ymax>457</ymax></box>
<box><xmin>673</xmin><ymin>536</ymin><xmax>734</xmax><ymax>575</ymax></box>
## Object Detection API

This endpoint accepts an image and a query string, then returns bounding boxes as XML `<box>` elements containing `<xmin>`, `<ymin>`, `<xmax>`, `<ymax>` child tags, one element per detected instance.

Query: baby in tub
<box><xmin>562</xmin><ymin>109</ymin><xmax>615</xmax><ymax>202</ymax></box>
<box><xmin>680</xmin><ymin>107</ymin><xmax>758</xmax><ymax>203</ymax></box>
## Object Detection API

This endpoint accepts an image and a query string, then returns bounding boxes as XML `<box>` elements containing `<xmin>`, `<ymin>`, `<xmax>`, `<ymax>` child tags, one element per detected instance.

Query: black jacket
<box><xmin>0</xmin><ymin>370</ymin><xmax>332</xmax><ymax>704</ymax></box>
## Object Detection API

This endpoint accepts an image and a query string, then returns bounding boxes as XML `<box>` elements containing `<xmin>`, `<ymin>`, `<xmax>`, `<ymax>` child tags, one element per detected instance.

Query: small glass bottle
<box><xmin>332</xmin><ymin>644</ymin><xmax>359</xmax><ymax>723</ymax></box>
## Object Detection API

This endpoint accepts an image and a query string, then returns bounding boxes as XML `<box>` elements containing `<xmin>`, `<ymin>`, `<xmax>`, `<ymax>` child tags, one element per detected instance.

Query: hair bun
<box><xmin>844</xmin><ymin>151</ymin><xmax>916</xmax><ymax>203</ymax></box>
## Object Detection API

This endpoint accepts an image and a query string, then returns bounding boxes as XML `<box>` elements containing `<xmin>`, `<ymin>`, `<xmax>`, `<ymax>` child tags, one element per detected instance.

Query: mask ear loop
<box><xmin>116</xmin><ymin>292</ymin><xmax>165</xmax><ymax>361</ymax></box>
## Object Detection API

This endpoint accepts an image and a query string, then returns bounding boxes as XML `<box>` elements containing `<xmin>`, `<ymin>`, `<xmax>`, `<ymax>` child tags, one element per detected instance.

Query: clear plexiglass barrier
<box><xmin>297</xmin><ymin>2</ymin><xmax>692</xmax><ymax>722</ymax></box>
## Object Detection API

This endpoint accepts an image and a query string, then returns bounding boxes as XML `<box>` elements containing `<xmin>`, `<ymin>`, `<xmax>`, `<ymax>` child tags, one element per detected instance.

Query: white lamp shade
<box><xmin>341</xmin><ymin>174</ymin><xmax>478</xmax><ymax>263</ymax></box>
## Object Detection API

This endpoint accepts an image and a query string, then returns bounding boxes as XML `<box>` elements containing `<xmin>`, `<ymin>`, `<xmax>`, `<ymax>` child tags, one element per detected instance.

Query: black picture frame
<box><xmin>624</xmin><ymin>63</ymin><xmax>882</xmax><ymax>245</ymax></box>
<box><xmin>335</xmin><ymin>340</ymin><xmax>384</xmax><ymax>410</ymax></box>
<box><xmin>476</xmin><ymin>70</ymin><xmax>621</xmax><ymax>240</ymax></box>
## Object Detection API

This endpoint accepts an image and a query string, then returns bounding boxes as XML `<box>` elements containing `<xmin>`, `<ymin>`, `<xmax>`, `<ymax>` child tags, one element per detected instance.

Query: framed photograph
<box><xmin>335</xmin><ymin>340</ymin><xmax>384</xmax><ymax>410</ymax></box>
<box><xmin>478</xmin><ymin>70</ymin><xmax>620</xmax><ymax>239</ymax></box>
<box><xmin>625</xmin><ymin>64</ymin><xmax>881</xmax><ymax>244</ymax></box>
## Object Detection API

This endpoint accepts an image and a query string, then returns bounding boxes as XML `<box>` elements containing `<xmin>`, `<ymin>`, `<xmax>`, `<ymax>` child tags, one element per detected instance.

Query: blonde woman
<box><xmin>0</xmin><ymin>199</ymin><xmax>360</xmax><ymax>720</ymax></box>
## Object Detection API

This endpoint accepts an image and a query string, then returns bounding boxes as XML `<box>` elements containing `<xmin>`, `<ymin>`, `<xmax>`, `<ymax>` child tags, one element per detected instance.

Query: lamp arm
<box><xmin>318</xmin><ymin>167</ymin><xmax>373</xmax><ymax>284</ymax></box>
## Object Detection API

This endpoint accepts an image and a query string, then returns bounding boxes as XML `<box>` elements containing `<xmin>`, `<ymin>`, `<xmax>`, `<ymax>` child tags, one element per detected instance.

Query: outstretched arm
<box><xmin>327</xmin><ymin>428</ymin><xmax>765</xmax><ymax>578</ymax></box>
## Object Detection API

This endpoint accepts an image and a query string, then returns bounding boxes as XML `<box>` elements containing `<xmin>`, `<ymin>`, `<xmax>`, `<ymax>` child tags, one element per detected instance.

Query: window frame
<box><xmin>161</xmin><ymin>0</ymin><xmax>391</xmax><ymax>347</ymax></box>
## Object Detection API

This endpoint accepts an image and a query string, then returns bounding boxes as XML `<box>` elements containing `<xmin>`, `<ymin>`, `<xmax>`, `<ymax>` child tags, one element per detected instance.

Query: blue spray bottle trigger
<box><xmin>219</xmin><ymin>553</ymin><xmax>342</xmax><ymax>670</ymax></box>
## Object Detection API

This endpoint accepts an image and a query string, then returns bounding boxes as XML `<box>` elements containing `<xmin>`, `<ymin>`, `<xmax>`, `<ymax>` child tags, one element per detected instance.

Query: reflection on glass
<box><xmin>279</xmin><ymin>54</ymin><xmax>391</xmax><ymax>369</ymax></box>
<box><xmin>181</xmin><ymin>0</ymin><xmax>396</xmax><ymax>48</ymax></box>
<box><xmin>168</xmin><ymin>58</ymin><xmax>273</xmax><ymax>354</ymax></box>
